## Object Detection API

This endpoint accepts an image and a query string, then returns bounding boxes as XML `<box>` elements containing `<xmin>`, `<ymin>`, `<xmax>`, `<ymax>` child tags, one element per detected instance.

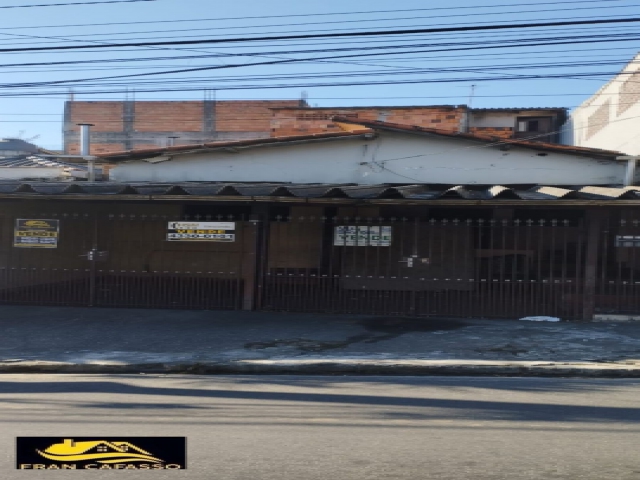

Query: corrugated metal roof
<box><xmin>0</xmin><ymin>155</ymin><xmax>89</xmax><ymax>170</ymax></box>
<box><xmin>0</xmin><ymin>139</ymin><xmax>39</xmax><ymax>154</ymax></box>
<box><xmin>0</xmin><ymin>182</ymin><xmax>636</xmax><ymax>201</ymax></box>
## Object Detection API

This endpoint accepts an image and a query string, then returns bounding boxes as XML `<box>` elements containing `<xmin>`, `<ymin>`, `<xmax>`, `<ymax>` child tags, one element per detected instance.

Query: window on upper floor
<box><xmin>514</xmin><ymin>116</ymin><xmax>555</xmax><ymax>141</ymax></box>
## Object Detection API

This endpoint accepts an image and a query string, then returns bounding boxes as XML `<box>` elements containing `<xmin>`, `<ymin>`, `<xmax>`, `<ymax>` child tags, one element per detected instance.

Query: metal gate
<box><xmin>259</xmin><ymin>216</ymin><xmax>587</xmax><ymax>319</ymax></box>
<box><xmin>2</xmin><ymin>210</ymin><xmax>636</xmax><ymax>319</ymax></box>
<box><xmin>0</xmin><ymin>212</ymin><xmax>251</xmax><ymax>309</ymax></box>
<box><xmin>594</xmin><ymin>215</ymin><xmax>640</xmax><ymax>315</ymax></box>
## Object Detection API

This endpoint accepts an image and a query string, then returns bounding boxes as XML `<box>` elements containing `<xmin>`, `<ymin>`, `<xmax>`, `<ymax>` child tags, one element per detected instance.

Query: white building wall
<box><xmin>0</xmin><ymin>167</ymin><xmax>66</xmax><ymax>180</ymax></box>
<box><xmin>111</xmin><ymin>132</ymin><xmax>627</xmax><ymax>185</ymax></box>
<box><xmin>571</xmin><ymin>53</ymin><xmax>640</xmax><ymax>155</ymax></box>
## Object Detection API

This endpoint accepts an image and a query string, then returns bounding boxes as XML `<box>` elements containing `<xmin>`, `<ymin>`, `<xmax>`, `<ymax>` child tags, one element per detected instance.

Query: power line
<box><xmin>0</xmin><ymin>44</ymin><xmax>633</xmax><ymax>70</ymax></box>
<box><xmin>0</xmin><ymin>0</ymin><xmax>627</xmax><ymax>30</ymax></box>
<box><xmin>1</xmin><ymin>31</ymin><xmax>638</xmax><ymax>82</ymax></box>
<box><xmin>4</xmin><ymin>55</ymin><xmax>633</xmax><ymax>74</ymax></box>
<box><xmin>0</xmin><ymin>0</ymin><xmax>154</xmax><ymax>8</ymax></box>
<box><xmin>2</xmin><ymin>23</ymin><xmax>636</xmax><ymax>93</ymax></box>
<box><xmin>5</xmin><ymin>16</ymin><xmax>640</xmax><ymax>48</ymax></box>
<box><xmin>3</xmin><ymin>24</ymin><xmax>639</xmax><ymax>51</ymax></box>
<box><xmin>4</xmin><ymin>34</ymin><xmax>639</xmax><ymax>90</ymax></box>
<box><xmin>1</xmin><ymin>17</ymin><xmax>640</xmax><ymax>53</ymax></box>
<box><xmin>0</xmin><ymin>91</ymin><xmax>628</xmax><ymax>100</ymax></box>
<box><xmin>1</xmin><ymin>4</ymin><xmax>637</xmax><ymax>44</ymax></box>
<box><xmin>11</xmin><ymin>59</ymin><xmax>634</xmax><ymax>89</ymax></box>
<box><xmin>1</xmin><ymin>69</ymin><xmax>637</xmax><ymax>97</ymax></box>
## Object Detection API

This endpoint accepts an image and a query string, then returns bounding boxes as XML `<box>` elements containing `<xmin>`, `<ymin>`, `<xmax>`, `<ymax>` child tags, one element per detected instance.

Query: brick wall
<box><xmin>68</xmin><ymin>143</ymin><xmax>122</xmax><ymax>155</ymax></box>
<box><xmin>469</xmin><ymin>127</ymin><xmax>514</xmax><ymax>139</ymax></box>
<box><xmin>67</xmin><ymin>101</ymin><xmax>124</xmax><ymax>132</ymax></box>
<box><xmin>270</xmin><ymin>106</ymin><xmax>466</xmax><ymax>137</ymax></box>
<box><xmin>133</xmin><ymin>102</ymin><xmax>203</xmax><ymax>132</ymax></box>
<box><xmin>64</xmin><ymin>100</ymin><xmax>302</xmax><ymax>154</ymax></box>
<box><xmin>216</xmin><ymin>101</ymin><xmax>299</xmax><ymax>131</ymax></box>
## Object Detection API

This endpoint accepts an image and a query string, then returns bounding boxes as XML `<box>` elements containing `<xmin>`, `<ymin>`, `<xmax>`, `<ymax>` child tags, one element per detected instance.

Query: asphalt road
<box><xmin>1</xmin><ymin>375</ymin><xmax>640</xmax><ymax>479</ymax></box>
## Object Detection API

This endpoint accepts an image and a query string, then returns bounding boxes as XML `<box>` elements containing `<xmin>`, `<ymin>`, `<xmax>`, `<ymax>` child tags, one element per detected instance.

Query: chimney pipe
<box><xmin>77</xmin><ymin>123</ymin><xmax>95</xmax><ymax>181</ymax></box>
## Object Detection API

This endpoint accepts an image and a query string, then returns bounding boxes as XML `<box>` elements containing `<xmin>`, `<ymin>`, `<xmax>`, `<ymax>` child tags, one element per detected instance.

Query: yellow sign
<box><xmin>13</xmin><ymin>219</ymin><xmax>59</xmax><ymax>248</ymax></box>
<box><xmin>167</xmin><ymin>221</ymin><xmax>235</xmax><ymax>242</ymax></box>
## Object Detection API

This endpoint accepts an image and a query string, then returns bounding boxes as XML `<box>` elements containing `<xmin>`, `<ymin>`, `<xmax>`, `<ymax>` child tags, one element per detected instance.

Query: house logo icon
<box><xmin>36</xmin><ymin>438</ymin><xmax>163</xmax><ymax>464</ymax></box>
<box><xmin>23</xmin><ymin>220</ymin><xmax>53</xmax><ymax>228</ymax></box>
<box><xmin>16</xmin><ymin>437</ymin><xmax>186</xmax><ymax>470</ymax></box>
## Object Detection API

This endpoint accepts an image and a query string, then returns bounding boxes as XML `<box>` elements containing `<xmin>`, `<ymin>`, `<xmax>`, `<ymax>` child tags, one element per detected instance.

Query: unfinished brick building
<box><xmin>269</xmin><ymin>106</ymin><xmax>467</xmax><ymax>137</ymax></box>
<box><xmin>64</xmin><ymin>100</ymin><xmax>567</xmax><ymax>154</ymax></box>
<box><xmin>63</xmin><ymin>99</ymin><xmax>305</xmax><ymax>155</ymax></box>
<box><xmin>270</xmin><ymin>106</ymin><xmax>567</xmax><ymax>142</ymax></box>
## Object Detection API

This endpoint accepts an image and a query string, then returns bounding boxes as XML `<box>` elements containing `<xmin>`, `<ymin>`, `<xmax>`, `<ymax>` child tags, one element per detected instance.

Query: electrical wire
<box><xmin>1</xmin><ymin>4</ymin><xmax>638</xmax><ymax>45</ymax></box>
<box><xmin>2</xmin><ymin>17</ymin><xmax>640</xmax><ymax>53</ymax></box>
<box><xmin>2</xmin><ymin>57</ymin><xmax>636</xmax><ymax>75</ymax></box>
<box><xmin>0</xmin><ymin>0</ymin><xmax>154</xmax><ymax>8</ymax></box>
<box><xmin>0</xmin><ymin>44</ymin><xmax>633</xmax><ymax>70</ymax></box>
<box><xmin>4</xmin><ymin>18</ymin><xmax>640</xmax><ymax>49</ymax></box>
<box><xmin>3</xmin><ymin>33</ymin><xmax>639</xmax><ymax>91</ymax></box>
<box><xmin>0</xmin><ymin>0</ymin><xmax>628</xmax><ymax>30</ymax></box>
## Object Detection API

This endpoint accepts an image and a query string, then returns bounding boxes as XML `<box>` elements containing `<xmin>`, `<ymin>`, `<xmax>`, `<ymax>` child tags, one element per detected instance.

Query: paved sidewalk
<box><xmin>2</xmin><ymin>306</ymin><xmax>640</xmax><ymax>376</ymax></box>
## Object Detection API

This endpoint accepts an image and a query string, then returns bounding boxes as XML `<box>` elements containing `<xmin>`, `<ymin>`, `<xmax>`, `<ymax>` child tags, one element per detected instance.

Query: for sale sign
<box><xmin>13</xmin><ymin>219</ymin><xmax>59</xmax><ymax>248</ymax></box>
<box><xmin>334</xmin><ymin>225</ymin><xmax>392</xmax><ymax>246</ymax></box>
<box><xmin>167</xmin><ymin>221</ymin><xmax>235</xmax><ymax>242</ymax></box>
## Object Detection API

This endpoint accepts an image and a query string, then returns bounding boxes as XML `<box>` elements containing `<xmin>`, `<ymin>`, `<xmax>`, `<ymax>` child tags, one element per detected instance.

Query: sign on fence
<box><xmin>333</xmin><ymin>225</ymin><xmax>392</xmax><ymax>246</ymax></box>
<box><xmin>167</xmin><ymin>221</ymin><xmax>235</xmax><ymax>242</ymax></box>
<box><xmin>13</xmin><ymin>219</ymin><xmax>59</xmax><ymax>248</ymax></box>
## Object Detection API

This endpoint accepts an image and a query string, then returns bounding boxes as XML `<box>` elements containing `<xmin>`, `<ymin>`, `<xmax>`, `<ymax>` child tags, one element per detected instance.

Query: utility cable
<box><xmin>0</xmin><ymin>0</ymin><xmax>154</xmax><ymax>8</ymax></box>
<box><xmin>1</xmin><ymin>4</ymin><xmax>637</xmax><ymax>43</ymax></box>
<box><xmin>0</xmin><ymin>45</ymin><xmax>633</xmax><ymax>70</ymax></box>
<box><xmin>3</xmin><ymin>33</ymin><xmax>640</xmax><ymax>89</ymax></box>
<box><xmin>1</xmin><ymin>17</ymin><xmax>640</xmax><ymax>53</ymax></box>
<box><xmin>0</xmin><ymin>0</ymin><xmax>627</xmax><ymax>30</ymax></box>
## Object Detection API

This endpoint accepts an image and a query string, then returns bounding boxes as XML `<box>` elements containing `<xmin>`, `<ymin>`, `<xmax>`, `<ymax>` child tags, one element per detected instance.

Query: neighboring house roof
<box><xmin>471</xmin><ymin>107</ymin><xmax>567</xmax><ymax>112</ymax></box>
<box><xmin>331</xmin><ymin>117</ymin><xmax>623</xmax><ymax>160</ymax></box>
<box><xmin>0</xmin><ymin>155</ymin><xmax>89</xmax><ymax>170</ymax></box>
<box><xmin>0</xmin><ymin>182</ymin><xmax>638</xmax><ymax>203</ymax></box>
<box><xmin>0</xmin><ymin>138</ymin><xmax>39</xmax><ymax>154</ymax></box>
<box><xmin>268</xmin><ymin>106</ymin><xmax>566</xmax><ymax>112</ymax></box>
<box><xmin>96</xmin><ymin>131</ymin><xmax>367</xmax><ymax>161</ymax></box>
<box><xmin>96</xmin><ymin>118</ymin><xmax>623</xmax><ymax>163</ymax></box>
<box><xmin>268</xmin><ymin>105</ymin><xmax>462</xmax><ymax>110</ymax></box>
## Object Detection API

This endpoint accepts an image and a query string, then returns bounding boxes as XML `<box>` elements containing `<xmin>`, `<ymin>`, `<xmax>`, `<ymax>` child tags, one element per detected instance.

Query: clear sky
<box><xmin>0</xmin><ymin>0</ymin><xmax>639</xmax><ymax>149</ymax></box>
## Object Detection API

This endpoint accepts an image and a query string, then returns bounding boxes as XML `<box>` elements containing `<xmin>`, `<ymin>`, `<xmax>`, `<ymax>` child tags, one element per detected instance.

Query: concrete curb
<box><xmin>3</xmin><ymin>360</ymin><xmax>640</xmax><ymax>377</ymax></box>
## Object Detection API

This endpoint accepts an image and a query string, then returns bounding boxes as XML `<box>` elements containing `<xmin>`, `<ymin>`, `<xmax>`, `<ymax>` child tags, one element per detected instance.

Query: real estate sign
<box><xmin>167</xmin><ymin>221</ymin><xmax>235</xmax><ymax>242</ymax></box>
<box><xmin>13</xmin><ymin>219</ymin><xmax>59</xmax><ymax>248</ymax></box>
<box><xmin>333</xmin><ymin>225</ymin><xmax>392</xmax><ymax>246</ymax></box>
